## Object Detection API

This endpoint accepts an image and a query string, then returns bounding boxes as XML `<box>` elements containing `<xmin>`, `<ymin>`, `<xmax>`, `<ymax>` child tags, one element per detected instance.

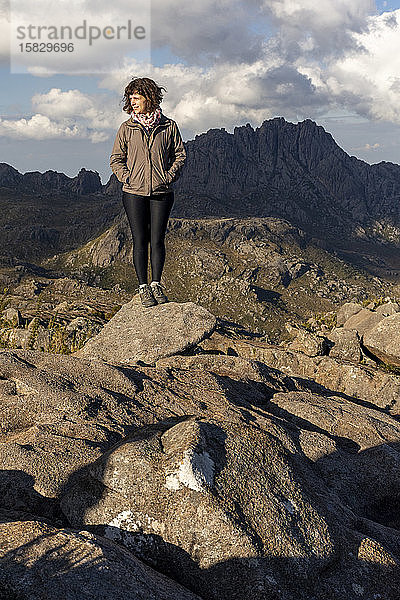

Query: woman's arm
<box><xmin>110</xmin><ymin>124</ymin><xmax>131</xmax><ymax>184</ymax></box>
<box><xmin>166</xmin><ymin>122</ymin><xmax>187</xmax><ymax>183</ymax></box>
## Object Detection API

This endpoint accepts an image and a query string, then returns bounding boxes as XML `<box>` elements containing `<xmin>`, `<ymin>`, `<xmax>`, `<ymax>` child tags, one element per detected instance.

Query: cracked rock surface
<box><xmin>0</xmin><ymin>340</ymin><xmax>400</xmax><ymax>599</ymax></box>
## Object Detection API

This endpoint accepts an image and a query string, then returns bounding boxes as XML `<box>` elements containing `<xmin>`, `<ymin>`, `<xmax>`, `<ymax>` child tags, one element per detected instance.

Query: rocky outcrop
<box><xmin>285</xmin><ymin>324</ymin><xmax>328</xmax><ymax>356</ymax></box>
<box><xmin>161</xmin><ymin>117</ymin><xmax>400</xmax><ymax>250</ymax></box>
<box><xmin>329</xmin><ymin>300</ymin><xmax>400</xmax><ymax>367</ymax></box>
<box><xmin>198</xmin><ymin>332</ymin><xmax>400</xmax><ymax>413</ymax></box>
<box><xmin>336</xmin><ymin>301</ymin><xmax>363</xmax><ymax>326</ymax></box>
<box><xmin>188</xmin><ymin>298</ymin><xmax>400</xmax><ymax>413</ymax></box>
<box><xmin>342</xmin><ymin>307</ymin><xmax>384</xmax><ymax>336</ymax></box>
<box><xmin>0</xmin><ymin>515</ymin><xmax>201</xmax><ymax>600</ymax></box>
<box><xmin>0</xmin><ymin>163</ymin><xmax>23</xmax><ymax>188</ymax></box>
<box><xmin>75</xmin><ymin>298</ymin><xmax>217</xmax><ymax>365</ymax></box>
<box><xmin>1</xmin><ymin>292</ymin><xmax>400</xmax><ymax>598</ymax></box>
<box><xmin>0</xmin><ymin>346</ymin><xmax>399</xmax><ymax>598</ymax></box>
<box><xmin>363</xmin><ymin>313</ymin><xmax>400</xmax><ymax>366</ymax></box>
<box><xmin>327</xmin><ymin>328</ymin><xmax>362</xmax><ymax>362</ymax></box>
<box><xmin>0</xmin><ymin>276</ymin><xmax>127</xmax><ymax>354</ymax></box>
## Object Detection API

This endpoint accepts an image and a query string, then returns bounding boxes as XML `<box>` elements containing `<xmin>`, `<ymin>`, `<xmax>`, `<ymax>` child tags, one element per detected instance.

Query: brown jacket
<box><xmin>110</xmin><ymin>113</ymin><xmax>186</xmax><ymax>196</ymax></box>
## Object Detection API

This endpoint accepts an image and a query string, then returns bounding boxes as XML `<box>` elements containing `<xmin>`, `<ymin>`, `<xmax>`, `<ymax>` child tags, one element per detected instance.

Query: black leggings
<box><xmin>122</xmin><ymin>191</ymin><xmax>174</xmax><ymax>285</ymax></box>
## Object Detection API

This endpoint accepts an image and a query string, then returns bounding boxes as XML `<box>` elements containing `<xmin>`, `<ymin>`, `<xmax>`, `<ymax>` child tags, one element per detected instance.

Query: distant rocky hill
<box><xmin>0</xmin><ymin>167</ymin><xmax>120</xmax><ymax>263</ymax></box>
<box><xmin>41</xmin><ymin>216</ymin><xmax>392</xmax><ymax>339</ymax></box>
<box><xmin>0</xmin><ymin>163</ymin><xmax>103</xmax><ymax>196</ymax></box>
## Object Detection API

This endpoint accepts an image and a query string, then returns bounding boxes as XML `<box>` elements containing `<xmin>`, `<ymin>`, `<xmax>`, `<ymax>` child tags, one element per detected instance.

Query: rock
<box><xmin>0</xmin><ymin>328</ymin><xmax>31</xmax><ymax>349</ymax></box>
<box><xmin>1</xmin><ymin>308</ymin><xmax>23</xmax><ymax>327</ymax></box>
<box><xmin>0</xmin><ymin>349</ymin><xmax>141</xmax><ymax>500</ymax></box>
<box><xmin>288</xmin><ymin>261</ymin><xmax>311</xmax><ymax>279</ymax></box>
<box><xmin>336</xmin><ymin>302</ymin><xmax>363</xmax><ymax>326</ymax></box>
<box><xmin>285</xmin><ymin>325</ymin><xmax>328</xmax><ymax>357</ymax></box>
<box><xmin>342</xmin><ymin>308</ymin><xmax>384</xmax><ymax>337</ymax></box>
<box><xmin>74</xmin><ymin>298</ymin><xmax>217</xmax><ymax>365</ymax></box>
<box><xmin>54</xmin><ymin>300</ymin><xmax>70</xmax><ymax>312</ymax></box>
<box><xmin>0</xmin><ymin>163</ymin><xmax>23</xmax><ymax>187</ymax></box>
<box><xmin>363</xmin><ymin>313</ymin><xmax>400</xmax><ymax>367</ymax></box>
<box><xmin>0</xmin><ymin>517</ymin><xmax>200</xmax><ymax>600</ymax></box>
<box><xmin>12</xmin><ymin>280</ymin><xmax>44</xmax><ymax>298</ymax></box>
<box><xmin>58</xmin><ymin>378</ymin><xmax>400</xmax><ymax>600</ymax></box>
<box><xmin>375</xmin><ymin>301</ymin><xmax>400</xmax><ymax>316</ymax></box>
<box><xmin>0</xmin><ymin>324</ymin><xmax>52</xmax><ymax>352</ymax></box>
<box><xmin>49</xmin><ymin>277</ymin><xmax>86</xmax><ymax>295</ymax></box>
<box><xmin>197</xmin><ymin>334</ymin><xmax>400</xmax><ymax>414</ymax></box>
<box><xmin>192</xmin><ymin>248</ymin><xmax>230</xmax><ymax>279</ymax></box>
<box><xmin>65</xmin><ymin>317</ymin><xmax>92</xmax><ymax>333</ymax></box>
<box><xmin>327</xmin><ymin>328</ymin><xmax>362</xmax><ymax>362</ymax></box>
<box><xmin>360</xmin><ymin>347</ymin><xmax>379</xmax><ymax>367</ymax></box>
<box><xmin>155</xmin><ymin>354</ymin><xmax>283</xmax><ymax>384</ymax></box>
<box><xmin>0</xmin><ymin>346</ymin><xmax>400</xmax><ymax>598</ymax></box>
<box><xmin>29</xmin><ymin>326</ymin><xmax>53</xmax><ymax>352</ymax></box>
<box><xmin>27</xmin><ymin>316</ymin><xmax>41</xmax><ymax>330</ymax></box>
<box><xmin>73</xmin><ymin>167</ymin><xmax>102</xmax><ymax>195</ymax></box>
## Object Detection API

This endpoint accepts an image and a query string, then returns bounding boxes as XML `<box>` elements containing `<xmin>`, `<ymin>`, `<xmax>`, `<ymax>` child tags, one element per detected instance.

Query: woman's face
<box><xmin>129</xmin><ymin>92</ymin><xmax>149</xmax><ymax>114</ymax></box>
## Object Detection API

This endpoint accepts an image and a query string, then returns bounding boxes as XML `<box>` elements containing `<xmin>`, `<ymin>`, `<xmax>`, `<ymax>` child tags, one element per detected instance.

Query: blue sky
<box><xmin>1</xmin><ymin>0</ymin><xmax>400</xmax><ymax>183</ymax></box>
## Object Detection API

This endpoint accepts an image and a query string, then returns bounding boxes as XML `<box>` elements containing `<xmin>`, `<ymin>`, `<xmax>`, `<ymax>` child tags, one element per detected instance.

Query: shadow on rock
<box><xmin>0</xmin><ymin>470</ymin><xmax>67</xmax><ymax>526</ymax></box>
<box><xmin>56</xmin><ymin>390</ymin><xmax>400</xmax><ymax>600</ymax></box>
<box><xmin>0</xmin><ymin>521</ymin><xmax>201</xmax><ymax>600</ymax></box>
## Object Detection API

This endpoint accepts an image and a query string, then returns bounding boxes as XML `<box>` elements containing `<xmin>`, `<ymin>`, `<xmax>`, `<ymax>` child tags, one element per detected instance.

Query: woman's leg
<box><xmin>122</xmin><ymin>192</ymin><xmax>151</xmax><ymax>285</ymax></box>
<box><xmin>149</xmin><ymin>192</ymin><xmax>174</xmax><ymax>282</ymax></box>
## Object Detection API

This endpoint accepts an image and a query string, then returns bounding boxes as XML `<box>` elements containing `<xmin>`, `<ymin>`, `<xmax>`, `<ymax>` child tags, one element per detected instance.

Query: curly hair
<box><xmin>122</xmin><ymin>77</ymin><xmax>167</xmax><ymax>114</ymax></box>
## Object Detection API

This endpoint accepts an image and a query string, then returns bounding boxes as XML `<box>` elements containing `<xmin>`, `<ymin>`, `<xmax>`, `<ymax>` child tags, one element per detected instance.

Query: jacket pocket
<box><xmin>152</xmin><ymin>164</ymin><xmax>170</xmax><ymax>191</ymax></box>
<box><xmin>127</xmin><ymin>160</ymin><xmax>146</xmax><ymax>190</ymax></box>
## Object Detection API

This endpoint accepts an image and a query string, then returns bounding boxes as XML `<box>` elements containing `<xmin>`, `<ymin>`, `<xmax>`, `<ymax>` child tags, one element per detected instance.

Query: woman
<box><xmin>110</xmin><ymin>77</ymin><xmax>186</xmax><ymax>307</ymax></box>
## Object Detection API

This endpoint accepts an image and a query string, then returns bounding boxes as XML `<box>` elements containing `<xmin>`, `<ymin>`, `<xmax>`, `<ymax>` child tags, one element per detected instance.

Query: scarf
<box><xmin>131</xmin><ymin>106</ymin><xmax>162</xmax><ymax>132</ymax></box>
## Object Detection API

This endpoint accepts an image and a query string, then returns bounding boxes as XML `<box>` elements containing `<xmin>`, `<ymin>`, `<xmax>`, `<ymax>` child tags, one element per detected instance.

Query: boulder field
<box><xmin>0</xmin><ymin>297</ymin><xmax>400</xmax><ymax>599</ymax></box>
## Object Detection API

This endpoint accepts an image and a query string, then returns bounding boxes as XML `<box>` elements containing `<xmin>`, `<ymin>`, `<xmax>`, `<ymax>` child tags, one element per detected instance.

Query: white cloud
<box><xmin>0</xmin><ymin>87</ymin><xmax>121</xmax><ymax>141</ymax></box>
<box><xmin>3</xmin><ymin>0</ymin><xmax>400</xmax><ymax>145</ymax></box>
<box><xmin>32</xmin><ymin>88</ymin><xmax>93</xmax><ymax>118</ymax></box>
<box><xmin>97</xmin><ymin>55</ymin><xmax>326</xmax><ymax>138</ymax></box>
<box><xmin>31</xmin><ymin>88</ymin><xmax>118</xmax><ymax>129</ymax></box>
<box><xmin>262</xmin><ymin>0</ymin><xmax>376</xmax><ymax>57</ymax></box>
<box><xmin>0</xmin><ymin>114</ymin><xmax>80</xmax><ymax>139</ymax></box>
<box><xmin>264</xmin><ymin>0</ymin><xmax>375</xmax><ymax>32</ymax></box>
<box><xmin>323</xmin><ymin>10</ymin><xmax>400</xmax><ymax>122</ymax></box>
<box><xmin>0</xmin><ymin>112</ymin><xmax>107</xmax><ymax>142</ymax></box>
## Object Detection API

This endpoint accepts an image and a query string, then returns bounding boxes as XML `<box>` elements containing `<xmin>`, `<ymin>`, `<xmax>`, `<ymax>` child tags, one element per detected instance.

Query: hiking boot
<box><xmin>137</xmin><ymin>284</ymin><xmax>157</xmax><ymax>307</ymax></box>
<box><xmin>150</xmin><ymin>281</ymin><xmax>168</xmax><ymax>304</ymax></box>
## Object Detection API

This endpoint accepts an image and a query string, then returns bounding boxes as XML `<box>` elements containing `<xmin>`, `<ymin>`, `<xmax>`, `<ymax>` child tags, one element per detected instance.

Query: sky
<box><xmin>1</xmin><ymin>0</ymin><xmax>400</xmax><ymax>183</ymax></box>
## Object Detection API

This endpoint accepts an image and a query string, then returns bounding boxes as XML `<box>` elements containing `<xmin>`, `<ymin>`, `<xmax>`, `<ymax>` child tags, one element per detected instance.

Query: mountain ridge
<box><xmin>3</xmin><ymin>115</ymin><xmax>400</xmax><ymax>284</ymax></box>
<box><xmin>3</xmin><ymin>115</ymin><xmax>400</xmax><ymax>246</ymax></box>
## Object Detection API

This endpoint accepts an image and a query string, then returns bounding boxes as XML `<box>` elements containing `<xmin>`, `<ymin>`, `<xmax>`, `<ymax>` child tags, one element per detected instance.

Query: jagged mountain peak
<box><xmin>0</xmin><ymin>163</ymin><xmax>102</xmax><ymax>195</ymax></box>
